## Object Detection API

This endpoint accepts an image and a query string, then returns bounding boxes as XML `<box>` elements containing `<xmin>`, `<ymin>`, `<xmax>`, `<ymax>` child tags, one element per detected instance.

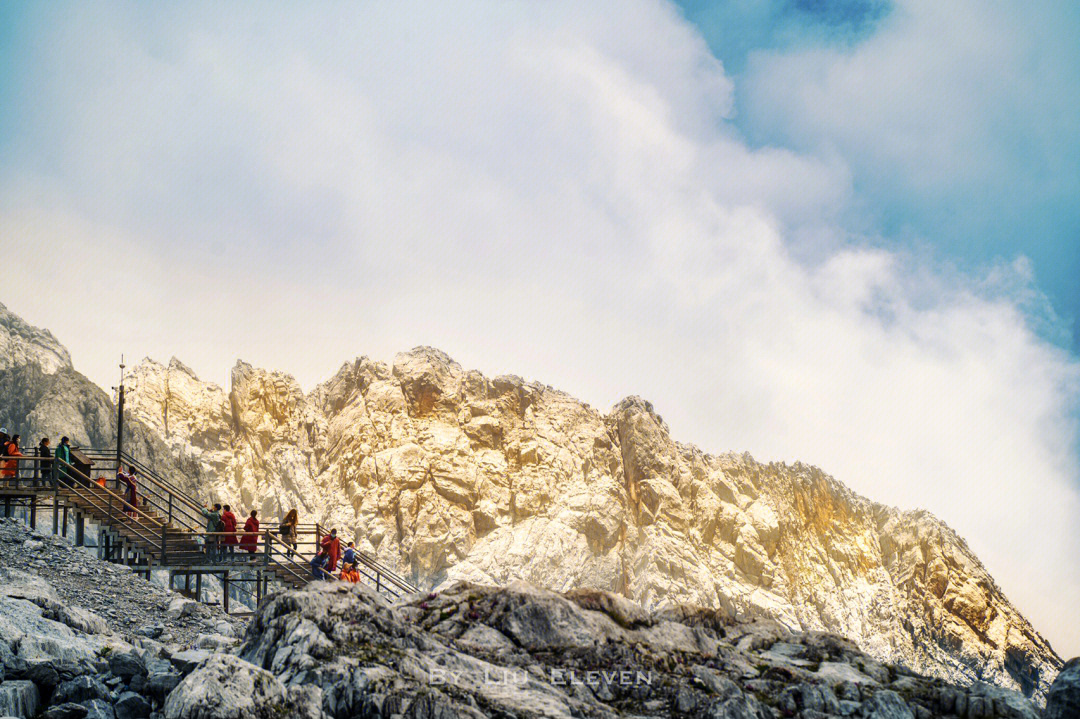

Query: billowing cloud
<box><xmin>2</xmin><ymin>1</ymin><xmax>1078</xmax><ymax>655</ymax></box>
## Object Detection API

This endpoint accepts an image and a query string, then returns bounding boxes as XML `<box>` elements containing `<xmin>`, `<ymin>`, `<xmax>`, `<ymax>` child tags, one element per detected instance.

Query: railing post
<box><xmin>263</xmin><ymin>530</ymin><xmax>271</xmax><ymax>566</ymax></box>
<box><xmin>51</xmin><ymin>460</ymin><xmax>59</xmax><ymax>534</ymax></box>
<box><xmin>161</xmin><ymin>526</ymin><xmax>168</xmax><ymax>565</ymax></box>
<box><xmin>168</xmin><ymin>493</ymin><xmax>173</xmax><ymax>525</ymax></box>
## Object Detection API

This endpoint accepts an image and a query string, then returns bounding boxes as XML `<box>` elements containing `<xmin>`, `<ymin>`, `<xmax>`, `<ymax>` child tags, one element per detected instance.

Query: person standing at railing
<box><xmin>221</xmin><ymin>504</ymin><xmax>238</xmax><ymax>557</ymax></box>
<box><xmin>0</xmin><ymin>431</ymin><xmax>10</xmax><ymax>480</ymax></box>
<box><xmin>1</xmin><ymin>434</ymin><xmax>23</xmax><ymax>479</ymax></box>
<box><xmin>201</xmin><ymin>503</ymin><xmax>223</xmax><ymax>560</ymax></box>
<box><xmin>310</xmin><ymin>550</ymin><xmax>331</xmax><ymax>580</ymax></box>
<box><xmin>320</xmin><ymin>528</ymin><xmax>341</xmax><ymax>574</ymax></box>
<box><xmin>36</xmin><ymin>437</ymin><xmax>51</xmax><ymax>485</ymax></box>
<box><xmin>117</xmin><ymin>465</ymin><xmax>138</xmax><ymax>518</ymax></box>
<box><xmin>240</xmin><ymin>509</ymin><xmax>259</xmax><ymax>561</ymax></box>
<box><xmin>278</xmin><ymin>509</ymin><xmax>299</xmax><ymax>558</ymax></box>
<box><xmin>54</xmin><ymin>436</ymin><xmax>72</xmax><ymax>487</ymax></box>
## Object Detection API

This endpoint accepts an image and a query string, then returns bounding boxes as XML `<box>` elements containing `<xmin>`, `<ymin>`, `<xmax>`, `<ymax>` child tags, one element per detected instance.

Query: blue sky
<box><xmin>0</xmin><ymin>1</ymin><xmax>1078</xmax><ymax>655</ymax></box>
<box><xmin>677</xmin><ymin>0</ymin><xmax>1080</xmax><ymax>354</ymax></box>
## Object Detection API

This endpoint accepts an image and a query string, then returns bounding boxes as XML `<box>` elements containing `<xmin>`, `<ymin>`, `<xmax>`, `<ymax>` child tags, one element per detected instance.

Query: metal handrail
<box><xmin>81</xmin><ymin>449</ymin><xmax>206</xmax><ymax>531</ymax></box>
<box><xmin>51</xmin><ymin>460</ymin><xmax>167</xmax><ymax>549</ymax></box>
<box><xmin>311</xmin><ymin>521</ymin><xmax>419</xmax><ymax>595</ymax></box>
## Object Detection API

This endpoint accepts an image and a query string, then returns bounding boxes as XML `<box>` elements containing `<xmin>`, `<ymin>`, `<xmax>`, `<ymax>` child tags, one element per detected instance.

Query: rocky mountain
<box><xmin>0</xmin><ymin>301</ymin><xmax>1064</xmax><ymax>703</ymax></box>
<box><xmin>118</xmin><ymin>350</ymin><xmax>1062</xmax><ymax>704</ymax></box>
<box><xmin>0</xmin><ymin>302</ymin><xmax>207</xmax><ymax>500</ymax></box>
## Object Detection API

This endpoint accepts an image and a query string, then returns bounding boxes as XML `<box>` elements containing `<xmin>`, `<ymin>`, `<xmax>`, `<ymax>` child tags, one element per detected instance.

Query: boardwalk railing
<box><xmin>0</xmin><ymin>451</ymin><xmax>422</xmax><ymax>601</ymax></box>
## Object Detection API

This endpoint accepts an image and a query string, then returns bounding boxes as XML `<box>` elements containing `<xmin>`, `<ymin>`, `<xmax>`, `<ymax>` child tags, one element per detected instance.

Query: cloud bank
<box><xmin>2</xmin><ymin>1</ymin><xmax>1078</xmax><ymax>655</ymax></box>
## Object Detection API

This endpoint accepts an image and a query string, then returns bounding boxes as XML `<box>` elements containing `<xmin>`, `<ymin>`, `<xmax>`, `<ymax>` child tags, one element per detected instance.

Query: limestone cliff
<box><xmin>119</xmin><ymin>347</ymin><xmax>1062</xmax><ymax>702</ymax></box>
<box><xmin>0</xmin><ymin>303</ymin><xmax>206</xmax><ymax>498</ymax></box>
<box><xmin>0</xmin><ymin>303</ymin><xmax>1063</xmax><ymax>702</ymax></box>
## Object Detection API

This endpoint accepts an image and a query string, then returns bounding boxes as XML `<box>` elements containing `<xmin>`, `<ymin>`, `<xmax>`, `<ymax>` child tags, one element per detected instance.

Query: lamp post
<box><xmin>115</xmin><ymin>356</ymin><xmax>126</xmax><ymax>466</ymax></box>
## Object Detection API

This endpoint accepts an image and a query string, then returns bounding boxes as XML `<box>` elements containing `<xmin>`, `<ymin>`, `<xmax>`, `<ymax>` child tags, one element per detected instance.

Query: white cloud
<box><xmin>2</xmin><ymin>0</ymin><xmax>1078</xmax><ymax>655</ymax></box>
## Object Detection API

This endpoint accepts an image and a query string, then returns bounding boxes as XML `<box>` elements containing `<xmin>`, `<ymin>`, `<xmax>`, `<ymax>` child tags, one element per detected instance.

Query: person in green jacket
<box><xmin>54</xmin><ymin>436</ymin><xmax>72</xmax><ymax>487</ymax></box>
<box><xmin>201</xmin><ymin>503</ymin><xmax>223</xmax><ymax>561</ymax></box>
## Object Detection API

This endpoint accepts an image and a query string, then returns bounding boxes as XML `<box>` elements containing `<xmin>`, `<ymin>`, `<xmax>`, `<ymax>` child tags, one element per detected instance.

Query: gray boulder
<box><xmin>862</xmin><ymin>689</ymin><xmax>914</xmax><ymax>719</ymax></box>
<box><xmin>134</xmin><ymin>625</ymin><xmax>163</xmax><ymax>640</ymax></box>
<box><xmin>42</xmin><ymin>605</ymin><xmax>110</xmax><ymax>637</ymax></box>
<box><xmin>163</xmin><ymin>654</ymin><xmax>287</xmax><ymax>719</ymax></box>
<box><xmin>113</xmin><ymin>691</ymin><xmax>151</xmax><ymax>719</ymax></box>
<box><xmin>1045</xmin><ymin>657</ymin><xmax>1080</xmax><ymax>719</ymax></box>
<box><xmin>168</xmin><ymin>651</ymin><xmax>210</xmax><ymax>676</ymax></box>
<box><xmin>107</xmin><ymin>652</ymin><xmax>146</xmax><ymax>682</ymax></box>
<box><xmin>53</xmin><ymin>676</ymin><xmax>110</xmax><ymax>705</ymax></box>
<box><xmin>142</xmin><ymin>672</ymin><xmax>181</xmax><ymax>701</ymax></box>
<box><xmin>0</xmin><ymin>680</ymin><xmax>40</xmax><ymax>718</ymax></box>
<box><xmin>965</xmin><ymin>680</ymin><xmax>1038</xmax><ymax>719</ymax></box>
<box><xmin>41</xmin><ymin>704</ymin><xmax>88</xmax><ymax>719</ymax></box>
<box><xmin>0</xmin><ymin>568</ymin><xmax>59</xmax><ymax>606</ymax></box>
<box><xmin>80</xmin><ymin>699</ymin><xmax>115</xmax><ymax>719</ymax></box>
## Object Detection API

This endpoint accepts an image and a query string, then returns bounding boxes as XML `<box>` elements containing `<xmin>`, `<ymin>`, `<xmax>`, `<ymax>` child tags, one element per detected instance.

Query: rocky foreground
<box><xmin>2</xmin><ymin>511</ymin><xmax>1078</xmax><ymax>719</ymax></box>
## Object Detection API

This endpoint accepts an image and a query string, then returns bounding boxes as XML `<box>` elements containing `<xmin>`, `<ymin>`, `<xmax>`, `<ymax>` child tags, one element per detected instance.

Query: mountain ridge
<box><xmin>0</xmin><ymin>302</ymin><xmax>1063</xmax><ymax>703</ymax></box>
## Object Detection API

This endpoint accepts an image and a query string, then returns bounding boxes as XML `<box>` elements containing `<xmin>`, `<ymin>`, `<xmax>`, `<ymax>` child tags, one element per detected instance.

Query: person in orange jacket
<box><xmin>339</xmin><ymin>562</ymin><xmax>361</xmax><ymax>583</ymax></box>
<box><xmin>1</xmin><ymin>435</ymin><xmax>23</xmax><ymax>479</ymax></box>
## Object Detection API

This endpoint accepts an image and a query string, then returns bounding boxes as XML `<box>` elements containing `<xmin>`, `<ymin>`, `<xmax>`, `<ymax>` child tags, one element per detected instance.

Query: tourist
<box><xmin>1</xmin><ymin>434</ymin><xmax>22</xmax><ymax>479</ymax></box>
<box><xmin>221</xmin><ymin>504</ymin><xmax>238</xmax><ymax>556</ymax></box>
<box><xmin>0</xmin><ymin>431</ymin><xmax>10</xmax><ymax>480</ymax></box>
<box><xmin>241</xmin><ymin>509</ymin><xmax>260</xmax><ymax>559</ymax></box>
<box><xmin>117</xmin><ymin>465</ymin><xmax>138</xmax><ymax>518</ymax></box>
<box><xmin>339</xmin><ymin>561</ymin><xmax>361</xmax><ymax>583</ymax></box>
<box><xmin>320</xmin><ymin>528</ymin><xmax>341</xmax><ymax>574</ymax></box>
<box><xmin>342</xmin><ymin>541</ymin><xmax>356</xmax><ymax>567</ymax></box>
<box><xmin>278</xmin><ymin>508</ymin><xmax>298</xmax><ymax>558</ymax></box>
<box><xmin>54</xmin><ymin>437</ymin><xmax>72</xmax><ymax>487</ymax></box>
<box><xmin>310</xmin><ymin>550</ymin><xmax>330</xmax><ymax>580</ymax></box>
<box><xmin>201</xmin><ymin>503</ymin><xmax>223</xmax><ymax>560</ymax></box>
<box><xmin>37</xmin><ymin>437</ymin><xmax>51</xmax><ymax>484</ymax></box>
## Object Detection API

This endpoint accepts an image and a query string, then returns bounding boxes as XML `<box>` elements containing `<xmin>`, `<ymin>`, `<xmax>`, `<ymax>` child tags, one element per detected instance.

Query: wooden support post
<box><xmin>195</xmin><ymin>572</ymin><xmax>202</xmax><ymax>603</ymax></box>
<box><xmin>256</xmin><ymin>570</ymin><xmax>262</xmax><ymax>606</ymax></box>
<box><xmin>3</xmin><ymin>497</ymin><xmax>9</xmax><ymax>518</ymax></box>
<box><xmin>52</xmin><ymin>495</ymin><xmax>59</xmax><ymax>534</ymax></box>
<box><xmin>29</xmin><ymin>496</ymin><xmax>36</xmax><ymax>529</ymax></box>
<box><xmin>75</xmin><ymin>513</ymin><xmax>84</xmax><ymax>546</ymax></box>
<box><xmin>62</xmin><ymin>506</ymin><xmax>68</xmax><ymax>537</ymax></box>
<box><xmin>223</xmin><ymin>571</ymin><xmax>230</xmax><ymax>614</ymax></box>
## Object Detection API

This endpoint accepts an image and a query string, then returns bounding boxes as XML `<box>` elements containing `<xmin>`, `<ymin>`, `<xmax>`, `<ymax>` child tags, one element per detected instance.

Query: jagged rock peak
<box><xmin>0</xmin><ymin>309</ymin><xmax>1060</xmax><ymax>704</ymax></box>
<box><xmin>0</xmin><ymin>301</ymin><xmax>72</xmax><ymax>374</ymax></box>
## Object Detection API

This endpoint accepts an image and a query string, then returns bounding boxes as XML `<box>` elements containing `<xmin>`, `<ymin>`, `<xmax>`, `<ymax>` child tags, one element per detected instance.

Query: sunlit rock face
<box><xmin>120</xmin><ymin>346</ymin><xmax>1062</xmax><ymax>702</ymax></box>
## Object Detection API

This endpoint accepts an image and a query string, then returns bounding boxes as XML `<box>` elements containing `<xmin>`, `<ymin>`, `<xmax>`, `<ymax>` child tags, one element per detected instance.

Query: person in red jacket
<box><xmin>240</xmin><ymin>509</ymin><xmax>260</xmax><ymax>558</ymax></box>
<box><xmin>220</xmin><ymin>504</ymin><xmax>238</xmax><ymax>557</ymax></box>
<box><xmin>320</xmin><ymin>528</ymin><xmax>341</xmax><ymax>574</ymax></box>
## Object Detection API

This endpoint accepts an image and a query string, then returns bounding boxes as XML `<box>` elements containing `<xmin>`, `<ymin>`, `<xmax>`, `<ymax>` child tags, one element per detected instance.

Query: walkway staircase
<box><xmin>0</xmin><ymin>449</ymin><xmax>419</xmax><ymax>613</ymax></box>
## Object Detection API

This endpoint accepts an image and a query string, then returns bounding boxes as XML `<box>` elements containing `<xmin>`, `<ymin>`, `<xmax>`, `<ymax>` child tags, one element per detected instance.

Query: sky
<box><xmin>1</xmin><ymin>1</ymin><xmax>1078</xmax><ymax>656</ymax></box>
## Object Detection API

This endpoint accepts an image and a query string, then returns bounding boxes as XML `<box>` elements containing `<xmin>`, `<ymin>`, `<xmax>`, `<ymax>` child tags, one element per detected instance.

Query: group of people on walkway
<box><xmin>200</xmin><ymin>504</ymin><xmax>262</xmax><ymax>561</ymax></box>
<box><xmin>0</xmin><ymin>430</ymin><xmax>72</xmax><ymax>483</ymax></box>
<box><xmin>198</xmin><ymin>506</ymin><xmax>363</xmax><ymax>583</ymax></box>
<box><xmin>1</xmin><ymin>430</ymin><xmax>136</xmax><ymax>509</ymax></box>
<box><xmin>310</xmin><ymin>528</ymin><xmax>364</xmax><ymax>583</ymax></box>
